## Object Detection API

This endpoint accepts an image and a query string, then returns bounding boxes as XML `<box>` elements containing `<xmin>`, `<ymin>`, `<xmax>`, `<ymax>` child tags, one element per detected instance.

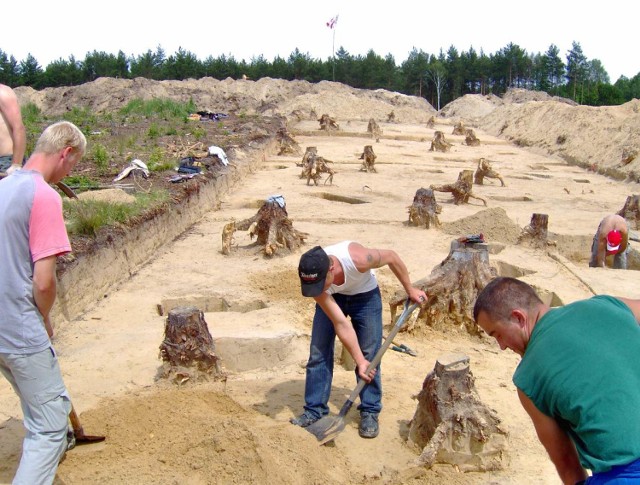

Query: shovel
<box><xmin>69</xmin><ymin>403</ymin><xmax>106</xmax><ymax>445</ymax></box>
<box><xmin>305</xmin><ymin>298</ymin><xmax>420</xmax><ymax>445</ymax></box>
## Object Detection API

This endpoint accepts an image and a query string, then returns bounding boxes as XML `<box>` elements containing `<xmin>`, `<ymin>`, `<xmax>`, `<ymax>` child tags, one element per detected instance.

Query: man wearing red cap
<box><xmin>292</xmin><ymin>241</ymin><xmax>426</xmax><ymax>438</ymax></box>
<box><xmin>589</xmin><ymin>214</ymin><xmax>629</xmax><ymax>269</ymax></box>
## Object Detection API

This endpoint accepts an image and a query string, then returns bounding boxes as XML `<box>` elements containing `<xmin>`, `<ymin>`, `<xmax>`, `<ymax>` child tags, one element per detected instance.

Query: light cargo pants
<box><xmin>0</xmin><ymin>347</ymin><xmax>71</xmax><ymax>485</ymax></box>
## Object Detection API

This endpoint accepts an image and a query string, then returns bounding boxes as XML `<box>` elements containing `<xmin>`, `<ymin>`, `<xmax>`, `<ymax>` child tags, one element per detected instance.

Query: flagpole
<box><xmin>332</xmin><ymin>27</ymin><xmax>336</xmax><ymax>82</ymax></box>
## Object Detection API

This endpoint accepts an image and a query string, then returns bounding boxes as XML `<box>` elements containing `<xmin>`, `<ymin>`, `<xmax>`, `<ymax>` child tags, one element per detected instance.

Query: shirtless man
<box><xmin>589</xmin><ymin>214</ymin><xmax>629</xmax><ymax>269</ymax></box>
<box><xmin>0</xmin><ymin>83</ymin><xmax>27</xmax><ymax>174</ymax></box>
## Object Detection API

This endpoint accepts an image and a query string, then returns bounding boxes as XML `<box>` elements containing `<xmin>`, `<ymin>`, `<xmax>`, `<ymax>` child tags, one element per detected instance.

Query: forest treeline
<box><xmin>2</xmin><ymin>41</ymin><xmax>639</xmax><ymax>108</ymax></box>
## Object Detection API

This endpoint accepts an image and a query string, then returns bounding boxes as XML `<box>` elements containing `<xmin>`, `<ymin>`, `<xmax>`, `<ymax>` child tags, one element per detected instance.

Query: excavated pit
<box><xmin>160</xmin><ymin>294</ymin><xmax>306</xmax><ymax>373</ymax></box>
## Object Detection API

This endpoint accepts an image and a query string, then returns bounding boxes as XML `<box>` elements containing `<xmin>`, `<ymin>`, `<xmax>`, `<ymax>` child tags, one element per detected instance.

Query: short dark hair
<box><xmin>473</xmin><ymin>277</ymin><xmax>543</xmax><ymax>323</ymax></box>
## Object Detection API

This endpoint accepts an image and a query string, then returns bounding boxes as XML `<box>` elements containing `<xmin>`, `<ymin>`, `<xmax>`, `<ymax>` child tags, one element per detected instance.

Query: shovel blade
<box><xmin>304</xmin><ymin>415</ymin><xmax>346</xmax><ymax>445</ymax></box>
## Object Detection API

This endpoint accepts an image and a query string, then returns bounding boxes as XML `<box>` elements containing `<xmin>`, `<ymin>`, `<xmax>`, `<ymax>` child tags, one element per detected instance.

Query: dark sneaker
<box><xmin>290</xmin><ymin>412</ymin><xmax>320</xmax><ymax>428</ymax></box>
<box><xmin>359</xmin><ymin>412</ymin><xmax>379</xmax><ymax>438</ymax></box>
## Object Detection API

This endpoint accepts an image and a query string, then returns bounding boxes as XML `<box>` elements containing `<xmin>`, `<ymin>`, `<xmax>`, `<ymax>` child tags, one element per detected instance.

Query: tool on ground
<box><xmin>383</xmin><ymin>336</ymin><xmax>417</xmax><ymax>357</ymax></box>
<box><xmin>305</xmin><ymin>298</ymin><xmax>421</xmax><ymax>445</ymax></box>
<box><xmin>69</xmin><ymin>403</ymin><xmax>105</xmax><ymax>445</ymax></box>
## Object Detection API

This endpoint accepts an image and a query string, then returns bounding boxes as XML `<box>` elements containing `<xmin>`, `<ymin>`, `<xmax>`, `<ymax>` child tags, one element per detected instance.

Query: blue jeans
<box><xmin>586</xmin><ymin>457</ymin><xmax>640</xmax><ymax>483</ymax></box>
<box><xmin>303</xmin><ymin>287</ymin><xmax>383</xmax><ymax>418</ymax></box>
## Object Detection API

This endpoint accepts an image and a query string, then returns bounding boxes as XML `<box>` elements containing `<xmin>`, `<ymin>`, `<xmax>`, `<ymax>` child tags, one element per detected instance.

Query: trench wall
<box><xmin>53</xmin><ymin>139</ymin><xmax>277</xmax><ymax>324</ymax></box>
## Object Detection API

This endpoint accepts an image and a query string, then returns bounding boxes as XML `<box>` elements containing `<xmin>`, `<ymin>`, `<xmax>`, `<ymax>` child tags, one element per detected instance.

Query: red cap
<box><xmin>606</xmin><ymin>230</ymin><xmax>622</xmax><ymax>252</ymax></box>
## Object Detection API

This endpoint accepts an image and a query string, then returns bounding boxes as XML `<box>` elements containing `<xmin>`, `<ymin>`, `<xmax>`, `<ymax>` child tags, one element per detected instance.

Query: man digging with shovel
<box><xmin>0</xmin><ymin>122</ymin><xmax>102</xmax><ymax>484</ymax></box>
<box><xmin>292</xmin><ymin>242</ymin><xmax>425</xmax><ymax>439</ymax></box>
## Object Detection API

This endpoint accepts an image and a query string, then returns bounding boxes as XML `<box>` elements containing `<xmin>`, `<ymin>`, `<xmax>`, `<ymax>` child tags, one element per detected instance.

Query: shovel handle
<box><xmin>346</xmin><ymin>298</ymin><xmax>419</xmax><ymax>403</ymax></box>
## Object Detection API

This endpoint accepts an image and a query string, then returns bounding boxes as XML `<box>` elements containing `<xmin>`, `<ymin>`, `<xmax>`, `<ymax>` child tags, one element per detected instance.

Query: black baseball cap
<box><xmin>298</xmin><ymin>246</ymin><xmax>330</xmax><ymax>297</ymax></box>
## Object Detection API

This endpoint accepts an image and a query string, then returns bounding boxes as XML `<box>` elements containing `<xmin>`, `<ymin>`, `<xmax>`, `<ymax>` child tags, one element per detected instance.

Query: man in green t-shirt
<box><xmin>473</xmin><ymin>277</ymin><xmax>640</xmax><ymax>484</ymax></box>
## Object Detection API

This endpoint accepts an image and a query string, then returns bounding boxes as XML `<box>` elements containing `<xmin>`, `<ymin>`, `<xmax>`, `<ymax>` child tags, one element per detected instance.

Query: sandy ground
<box><xmin>2</xmin><ymin>115</ymin><xmax>640</xmax><ymax>484</ymax></box>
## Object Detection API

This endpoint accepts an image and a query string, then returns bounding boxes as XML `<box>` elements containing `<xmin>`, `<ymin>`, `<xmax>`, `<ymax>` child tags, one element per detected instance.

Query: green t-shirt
<box><xmin>514</xmin><ymin>295</ymin><xmax>640</xmax><ymax>473</ymax></box>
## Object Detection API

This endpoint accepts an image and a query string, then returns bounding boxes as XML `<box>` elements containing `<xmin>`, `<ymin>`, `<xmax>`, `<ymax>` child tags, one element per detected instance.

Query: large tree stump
<box><xmin>223</xmin><ymin>196</ymin><xmax>308</xmax><ymax>256</ymax></box>
<box><xmin>464</xmin><ymin>129</ymin><xmax>481</xmax><ymax>147</ymax></box>
<box><xmin>430</xmin><ymin>131</ymin><xmax>452</xmax><ymax>153</ymax></box>
<box><xmin>474</xmin><ymin>158</ymin><xmax>505</xmax><ymax>186</ymax></box>
<box><xmin>408</xmin><ymin>188</ymin><xmax>442</xmax><ymax>229</ymax></box>
<box><xmin>518</xmin><ymin>213</ymin><xmax>550</xmax><ymax>248</ymax></box>
<box><xmin>451</xmin><ymin>121</ymin><xmax>466</xmax><ymax>136</ymax></box>
<box><xmin>359</xmin><ymin>145</ymin><xmax>377</xmax><ymax>173</ymax></box>
<box><xmin>389</xmin><ymin>239</ymin><xmax>496</xmax><ymax>335</ymax></box>
<box><xmin>318</xmin><ymin>114</ymin><xmax>339</xmax><ymax>131</ymax></box>
<box><xmin>617</xmin><ymin>195</ymin><xmax>640</xmax><ymax>230</ymax></box>
<box><xmin>276</xmin><ymin>127</ymin><xmax>302</xmax><ymax>156</ymax></box>
<box><xmin>158</xmin><ymin>306</ymin><xmax>222</xmax><ymax>383</ymax></box>
<box><xmin>407</xmin><ymin>353</ymin><xmax>509</xmax><ymax>471</ymax></box>
<box><xmin>431</xmin><ymin>170</ymin><xmax>487</xmax><ymax>206</ymax></box>
<box><xmin>367</xmin><ymin>118</ymin><xmax>382</xmax><ymax>142</ymax></box>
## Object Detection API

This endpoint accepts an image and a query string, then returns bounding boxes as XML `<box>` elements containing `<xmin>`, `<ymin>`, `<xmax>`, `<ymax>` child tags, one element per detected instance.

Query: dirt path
<box><xmin>2</xmin><ymin>118</ymin><xmax>639</xmax><ymax>484</ymax></box>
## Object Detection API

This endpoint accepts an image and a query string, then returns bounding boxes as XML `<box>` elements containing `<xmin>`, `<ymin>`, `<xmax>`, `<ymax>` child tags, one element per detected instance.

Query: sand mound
<box><xmin>77</xmin><ymin>188</ymin><xmax>136</xmax><ymax>204</ymax></box>
<box><xmin>441</xmin><ymin>207</ymin><xmax>522</xmax><ymax>244</ymax></box>
<box><xmin>59</xmin><ymin>385</ymin><xmax>355</xmax><ymax>485</ymax></box>
<box><xmin>14</xmin><ymin>77</ymin><xmax>436</xmax><ymax>124</ymax></box>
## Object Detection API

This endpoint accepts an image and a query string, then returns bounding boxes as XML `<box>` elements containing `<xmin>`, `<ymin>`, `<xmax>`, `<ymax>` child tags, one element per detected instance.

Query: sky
<box><xmin>3</xmin><ymin>1</ymin><xmax>639</xmax><ymax>83</ymax></box>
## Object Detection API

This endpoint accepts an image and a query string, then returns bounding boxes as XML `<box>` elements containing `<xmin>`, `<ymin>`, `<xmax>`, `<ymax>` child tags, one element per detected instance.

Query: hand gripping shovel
<box><xmin>305</xmin><ymin>298</ymin><xmax>420</xmax><ymax>445</ymax></box>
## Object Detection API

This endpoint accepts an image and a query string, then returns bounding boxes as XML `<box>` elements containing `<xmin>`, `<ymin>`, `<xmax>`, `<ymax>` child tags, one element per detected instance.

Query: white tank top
<box><xmin>325</xmin><ymin>241</ymin><xmax>378</xmax><ymax>296</ymax></box>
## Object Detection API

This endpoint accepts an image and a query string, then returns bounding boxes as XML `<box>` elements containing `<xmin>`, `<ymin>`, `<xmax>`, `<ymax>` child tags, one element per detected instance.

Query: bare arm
<box><xmin>351</xmin><ymin>243</ymin><xmax>426</xmax><ymax>304</ymax></box>
<box><xmin>0</xmin><ymin>86</ymin><xmax>26</xmax><ymax>167</ymax></box>
<box><xmin>594</xmin><ymin>236</ymin><xmax>607</xmax><ymax>267</ymax></box>
<box><xmin>33</xmin><ymin>255</ymin><xmax>58</xmax><ymax>338</ymax></box>
<box><xmin>518</xmin><ymin>389</ymin><xmax>587</xmax><ymax>484</ymax></box>
<box><xmin>618</xmin><ymin>297</ymin><xmax>640</xmax><ymax>324</ymax></box>
<box><xmin>314</xmin><ymin>292</ymin><xmax>375</xmax><ymax>382</ymax></box>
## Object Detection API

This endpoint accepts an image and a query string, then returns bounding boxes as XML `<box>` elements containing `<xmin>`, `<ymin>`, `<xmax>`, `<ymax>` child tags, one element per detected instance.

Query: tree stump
<box><xmin>389</xmin><ymin>240</ymin><xmax>496</xmax><ymax>335</ymax></box>
<box><xmin>617</xmin><ymin>195</ymin><xmax>640</xmax><ymax>230</ymax></box>
<box><xmin>299</xmin><ymin>147</ymin><xmax>335</xmax><ymax>185</ymax></box>
<box><xmin>408</xmin><ymin>188</ymin><xmax>441</xmax><ymax>229</ymax></box>
<box><xmin>451</xmin><ymin>121</ymin><xmax>466</xmax><ymax>136</ymax></box>
<box><xmin>431</xmin><ymin>169</ymin><xmax>487</xmax><ymax>206</ymax></box>
<box><xmin>158</xmin><ymin>306</ymin><xmax>222</xmax><ymax>383</ymax></box>
<box><xmin>359</xmin><ymin>145</ymin><xmax>377</xmax><ymax>173</ymax></box>
<box><xmin>426</xmin><ymin>116</ymin><xmax>436</xmax><ymax>129</ymax></box>
<box><xmin>221</xmin><ymin>219</ymin><xmax>236</xmax><ymax>255</ymax></box>
<box><xmin>464</xmin><ymin>128</ymin><xmax>481</xmax><ymax>147</ymax></box>
<box><xmin>474</xmin><ymin>158</ymin><xmax>505</xmax><ymax>186</ymax></box>
<box><xmin>318</xmin><ymin>114</ymin><xmax>339</xmax><ymax>131</ymax></box>
<box><xmin>225</xmin><ymin>196</ymin><xmax>308</xmax><ymax>257</ymax></box>
<box><xmin>387</xmin><ymin>111</ymin><xmax>396</xmax><ymax>123</ymax></box>
<box><xmin>367</xmin><ymin>118</ymin><xmax>382</xmax><ymax>142</ymax></box>
<box><xmin>429</xmin><ymin>131</ymin><xmax>452</xmax><ymax>153</ymax></box>
<box><xmin>407</xmin><ymin>353</ymin><xmax>509</xmax><ymax>471</ymax></box>
<box><xmin>276</xmin><ymin>127</ymin><xmax>302</xmax><ymax>156</ymax></box>
<box><xmin>518</xmin><ymin>213</ymin><xmax>550</xmax><ymax>248</ymax></box>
